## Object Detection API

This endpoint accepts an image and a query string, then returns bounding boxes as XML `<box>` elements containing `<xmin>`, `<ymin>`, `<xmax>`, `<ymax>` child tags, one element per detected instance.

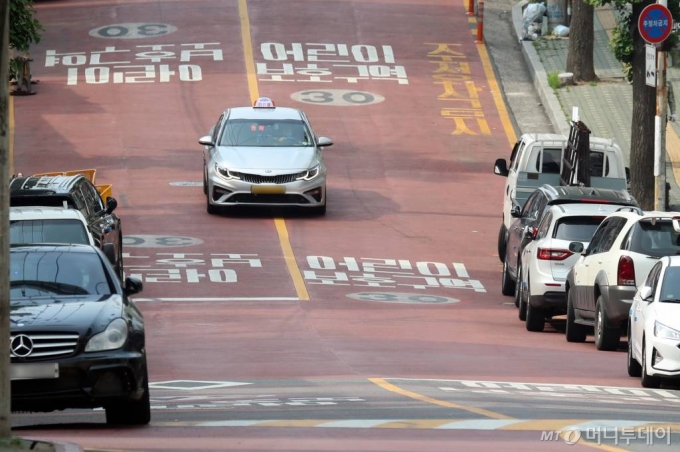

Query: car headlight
<box><xmin>85</xmin><ymin>318</ymin><xmax>128</xmax><ymax>352</ymax></box>
<box><xmin>297</xmin><ymin>165</ymin><xmax>320</xmax><ymax>181</ymax></box>
<box><xmin>215</xmin><ymin>163</ymin><xmax>240</xmax><ymax>180</ymax></box>
<box><xmin>654</xmin><ymin>321</ymin><xmax>680</xmax><ymax>340</ymax></box>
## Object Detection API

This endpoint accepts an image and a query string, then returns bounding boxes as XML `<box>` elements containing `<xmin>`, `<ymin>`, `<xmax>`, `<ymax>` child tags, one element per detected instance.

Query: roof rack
<box><xmin>616</xmin><ymin>206</ymin><xmax>643</xmax><ymax>215</ymax></box>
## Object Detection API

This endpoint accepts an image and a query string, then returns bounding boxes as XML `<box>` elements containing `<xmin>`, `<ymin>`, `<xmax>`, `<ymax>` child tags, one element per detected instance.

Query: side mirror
<box><xmin>106</xmin><ymin>197</ymin><xmax>118</xmax><ymax>214</ymax></box>
<box><xmin>494</xmin><ymin>158</ymin><xmax>509</xmax><ymax>176</ymax></box>
<box><xmin>317</xmin><ymin>137</ymin><xmax>333</xmax><ymax>147</ymax></box>
<box><xmin>568</xmin><ymin>242</ymin><xmax>584</xmax><ymax>253</ymax></box>
<box><xmin>524</xmin><ymin>226</ymin><xmax>537</xmax><ymax>240</ymax></box>
<box><xmin>510</xmin><ymin>205</ymin><xmax>521</xmax><ymax>218</ymax></box>
<box><xmin>124</xmin><ymin>276</ymin><xmax>144</xmax><ymax>296</ymax></box>
<box><xmin>639</xmin><ymin>285</ymin><xmax>653</xmax><ymax>301</ymax></box>
<box><xmin>102</xmin><ymin>243</ymin><xmax>116</xmax><ymax>266</ymax></box>
<box><xmin>199</xmin><ymin>135</ymin><xmax>214</xmax><ymax>146</ymax></box>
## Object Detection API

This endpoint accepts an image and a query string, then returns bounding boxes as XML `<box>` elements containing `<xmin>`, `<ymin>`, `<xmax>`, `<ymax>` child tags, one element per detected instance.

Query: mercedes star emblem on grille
<box><xmin>11</xmin><ymin>334</ymin><xmax>34</xmax><ymax>358</ymax></box>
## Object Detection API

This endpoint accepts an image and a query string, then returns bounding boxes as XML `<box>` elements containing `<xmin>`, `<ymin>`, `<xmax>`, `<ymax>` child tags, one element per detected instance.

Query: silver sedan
<box><xmin>200</xmin><ymin>97</ymin><xmax>333</xmax><ymax>215</ymax></box>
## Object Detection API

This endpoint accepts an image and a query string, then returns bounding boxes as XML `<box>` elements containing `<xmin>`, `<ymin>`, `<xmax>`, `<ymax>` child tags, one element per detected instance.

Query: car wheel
<box><xmin>595</xmin><ymin>296</ymin><xmax>620</xmax><ymax>351</ymax></box>
<box><xmin>206</xmin><ymin>194</ymin><xmax>220</xmax><ymax>215</ymax></box>
<box><xmin>641</xmin><ymin>338</ymin><xmax>661</xmax><ymax>388</ymax></box>
<box><xmin>514</xmin><ymin>265</ymin><xmax>523</xmax><ymax>308</ymax></box>
<box><xmin>105</xmin><ymin>360</ymin><xmax>151</xmax><ymax>425</ymax></box>
<box><xmin>518</xmin><ymin>269</ymin><xmax>527</xmax><ymax>321</ymax></box>
<box><xmin>566</xmin><ymin>289</ymin><xmax>587</xmax><ymax>343</ymax></box>
<box><xmin>523</xmin><ymin>275</ymin><xmax>544</xmax><ymax>331</ymax></box>
<box><xmin>627</xmin><ymin>323</ymin><xmax>642</xmax><ymax>377</ymax></box>
<box><xmin>498</xmin><ymin>223</ymin><xmax>507</xmax><ymax>263</ymax></box>
<box><xmin>501</xmin><ymin>256</ymin><xmax>515</xmax><ymax>296</ymax></box>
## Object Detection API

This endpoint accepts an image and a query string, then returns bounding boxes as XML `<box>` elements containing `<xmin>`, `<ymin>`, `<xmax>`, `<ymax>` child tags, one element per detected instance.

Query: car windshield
<box><xmin>554</xmin><ymin>216</ymin><xmax>605</xmax><ymax>242</ymax></box>
<box><xmin>10</xmin><ymin>250</ymin><xmax>113</xmax><ymax>299</ymax></box>
<box><xmin>10</xmin><ymin>219</ymin><xmax>90</xmax><ymax>245</ymax></box>
<box><xmin>660</xmin><ymin>267</ymin><xmax>680</xmax><ymax>302</ymax></box>
<box><xmin>219</xmin><ymin>119</ymin><xmax>313</xmax><ymax>147</ymax></box>
<box><xmin>628</xmin><ymin>220</ymin><xmax>680</xmax><ymax>257</ymax></box>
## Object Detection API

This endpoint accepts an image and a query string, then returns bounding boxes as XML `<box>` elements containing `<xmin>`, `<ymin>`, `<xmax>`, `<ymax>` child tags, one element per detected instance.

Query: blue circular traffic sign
<box><xmin>639</xmin><ymin>4</ymin><xmax>673</xmax><ymax>44</ymax></box>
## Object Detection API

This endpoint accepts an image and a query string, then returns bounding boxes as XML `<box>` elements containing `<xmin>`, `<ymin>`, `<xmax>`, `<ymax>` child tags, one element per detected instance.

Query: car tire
<box><xmin>516</xmin><ymin>270</ymin><xmax>529</xmax><ymax>322</ymax></box>
<box><xmin>206</xmin><ymin>194</ymin><xmax>220</xmax><ymax>215</ymax></box>
<box><xmin>627</xmin><ymin>324</ymin><xmax>642</xmax><ymax>377</ymax></box>
<box><xmin>641</xmin><ymin>338</ymin><xmax>661</xmax><ymax>388</ymax></box>
<box><xmin>501</xmin><ymin>256</ymin><xmax>515</xmax><ymax>296</ymax></box>
<box><xmin>566</xmin><ymin>289</ymin><xmax>587</xmax><ymax>343</ymax></box>
<box><xmin>595</xmin><ymin>296</ymin><xmax>620</xmax><ymax>351</ymax></box>
<box><xmin>514</xmin><ymin>264</ymin><xmax>523</xmax><ymax>308</ymax></box>
<box><xmin>524</xmin><ymin>275</ymin><xmax>544</xmax><ymax>331</ymax></box>
<box><xmin>105</xmin><ymin>360</ymin><xmax>151</xmax><ymax>425</ymax></box>
<box><xmin>498</xmin><ymin>223</ymin><xmax>507</xmax><ymax>263</ymax></box>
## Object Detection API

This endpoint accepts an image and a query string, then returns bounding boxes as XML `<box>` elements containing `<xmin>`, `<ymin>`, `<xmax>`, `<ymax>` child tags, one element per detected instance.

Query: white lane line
<box><xmin>133</xmin><ymin>297</ymin><xmax>300</xmax><ymax>302</ymax></box>
<box><xmin>436</xmin><ymin>419</ymin><xmax>524</xmax><ymax>429</ymax></box>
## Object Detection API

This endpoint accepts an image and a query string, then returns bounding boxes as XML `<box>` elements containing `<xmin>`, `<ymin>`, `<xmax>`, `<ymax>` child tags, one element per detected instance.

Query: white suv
<box><xmin>565</xmin><ymin>209</ymin><xmax>680</xmax><ymax>351</ymax></box>
<box><xmin>516</xmin><ymin>203</ymin><xmax>623</xmax><ymax>332</ymax></box>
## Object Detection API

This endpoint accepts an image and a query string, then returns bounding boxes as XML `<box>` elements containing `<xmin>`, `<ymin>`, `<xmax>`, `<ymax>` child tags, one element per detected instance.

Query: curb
<box><xmin>512</xmin><ymin>0</ymin><xmax>570</xmax><ymax>136</ymax></box>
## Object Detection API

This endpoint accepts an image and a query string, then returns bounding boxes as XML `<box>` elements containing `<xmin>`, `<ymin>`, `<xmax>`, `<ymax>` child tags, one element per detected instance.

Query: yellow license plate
<box><xmin>251</xmin><ymin>185</ymin><xmax>285</xmax><ymax>194</ymax></box>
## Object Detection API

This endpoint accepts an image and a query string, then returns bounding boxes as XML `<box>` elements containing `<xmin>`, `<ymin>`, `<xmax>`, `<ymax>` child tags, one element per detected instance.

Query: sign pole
<box><xmin>654</xmin><ymin>0</ymin><xmax>669</xmax><ymax>211</ymax></box>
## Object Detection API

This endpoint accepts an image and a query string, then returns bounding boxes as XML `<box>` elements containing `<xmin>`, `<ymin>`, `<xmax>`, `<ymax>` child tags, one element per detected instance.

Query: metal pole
<box><xmin>475</xmin><ymin>0</ymin><xmax>484</xmax><ymax>44</ymax></box>
<box><xmin>467</xmin><ymin>0</ymin><xmax>474</xmax><ymax>15</ymax></box>
<box><xmin>655</xmin><ymin>0</ymin><xmax>669</xmax><ymax>211</ymax></box>
<box><xmin>0</xmin><ymin>0</ymin><xmax>12</xmax><ymax>438</ymax></box>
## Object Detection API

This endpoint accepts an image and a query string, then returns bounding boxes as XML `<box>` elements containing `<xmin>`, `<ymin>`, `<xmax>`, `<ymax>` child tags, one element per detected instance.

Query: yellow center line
<box><xmin>369</xmin><ymin>378</ymin><xmax>512</xmax><ymax>420</ymax></box>
<box><xmin>238</xmin><ymin>0</ymin><xmax>310</xmax><ymax>301</ymax></box>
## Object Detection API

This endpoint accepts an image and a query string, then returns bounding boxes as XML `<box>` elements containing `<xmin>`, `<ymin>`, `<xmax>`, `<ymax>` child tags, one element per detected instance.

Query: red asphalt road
<box><xmin>12</xmin><ymin>0</ymin><xmax>644</xmax><ymax>450</ymax></box>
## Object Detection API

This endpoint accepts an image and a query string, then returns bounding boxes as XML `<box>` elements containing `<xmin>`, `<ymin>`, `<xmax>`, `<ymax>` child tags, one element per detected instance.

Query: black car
<box><xmin>9</xmin><ymin>244</ymin><xmax>149</xmax><ymax>425</ymax></box>
<box><xmin>9</xmin><ymin>174</ymin><xmax>124</xmax><ymax>281</ymax></box>
<box><xmin>501</xmin><ymin>184</ymin><xmax>639</xmax><ymax>297</ymax></box>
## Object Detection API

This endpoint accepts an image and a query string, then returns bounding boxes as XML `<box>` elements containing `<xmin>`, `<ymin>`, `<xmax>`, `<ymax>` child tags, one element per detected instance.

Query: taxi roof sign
<box><xmin>253</xmin><ymin>97</ymin><xmax>275</xmax><ymax>108</ymax></box>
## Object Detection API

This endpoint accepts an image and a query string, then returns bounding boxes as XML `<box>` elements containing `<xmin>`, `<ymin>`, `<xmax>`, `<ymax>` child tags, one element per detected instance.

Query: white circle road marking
<box><xmin>291</xmin><ymin>89</ymin><xmax>385</xmax><ymax>106</ymax></box>
<box><xmin>346</xmin><ymin>293</ymin><xmax>459</xmax><ymax>304</ymax></box>
<box><xmin>123</xmin><ymin>235</ymin><xmax>204</xmax><ymax>247</ymax></box>
<box><xmin>89</xmin><ymin>23</ymin><xmax>177</xmax><ymax>39</ymax></box>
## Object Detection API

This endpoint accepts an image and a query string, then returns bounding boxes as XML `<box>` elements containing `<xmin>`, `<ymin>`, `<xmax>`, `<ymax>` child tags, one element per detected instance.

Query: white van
<box><xmin>493</xmin><ymin>133</ymin><xmax>629</xmax><ymax>261</ymax></box>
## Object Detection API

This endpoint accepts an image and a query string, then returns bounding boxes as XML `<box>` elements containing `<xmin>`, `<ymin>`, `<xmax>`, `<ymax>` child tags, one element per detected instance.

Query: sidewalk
<box><xmin>511</xmin><ymin>1</ymin><xmax>680</xmax><ymax>210</ymax></box>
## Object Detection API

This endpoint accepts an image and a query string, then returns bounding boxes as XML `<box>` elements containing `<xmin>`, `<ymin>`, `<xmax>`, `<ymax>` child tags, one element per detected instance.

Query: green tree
<box><xmin>10</xmin><ymin>0</ymin><xmax>42</xmax><ymax>54</ymax></box>
<box><xmin>597</xmin><ymin>0</ymin><xmax>679</xmax><ymax>209</ymax></box>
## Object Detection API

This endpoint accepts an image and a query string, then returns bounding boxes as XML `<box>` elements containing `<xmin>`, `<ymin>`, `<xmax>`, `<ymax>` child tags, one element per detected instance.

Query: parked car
<box><xmin>516</xmin><ymin>202</ymin><xmax>623</xmax><ymax>331</ymax></box>
<box><xmin>200</xmin><ymin>97</ymin><xmax>333</xmax><ymax>215</ymax></box>
<box><xmin>9</xmin><ymin>206</ymin><xmax>119</xmax><ymax>274</ymax></box>
<box><xmin>9</xmin><ymin>244</ymin><xmax>148</xmax><ymax>425</ymax></box>
<box><xmin>628</xmin><ymin>255</ymin><xmax>680</xmax><ymax>388</ymax></box>
<box><xmin>9</xmin><ymin>173</ymin><xmax>124</xmax><ymax>280</ymax></box>
<box><xmin>565</xmin><ymin>210</ymin><xmax>680</xmax><ymax>351</ymax></box>
<box><xmin>493</xmin><ymin>133</ymin><xmax>630</xmax><ymax>262</ymax></box>
<box><xmin>501</xmin><ymin>184</ymin><xmax>638</xmax><ymax>297</ymax></box>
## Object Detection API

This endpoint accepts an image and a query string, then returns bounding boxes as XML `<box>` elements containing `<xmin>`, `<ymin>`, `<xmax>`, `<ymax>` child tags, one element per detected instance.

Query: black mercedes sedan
<box><xmin>9</xmin><ymin>244</ymin><xmax>149</xmax><ymax>425</ymax></box>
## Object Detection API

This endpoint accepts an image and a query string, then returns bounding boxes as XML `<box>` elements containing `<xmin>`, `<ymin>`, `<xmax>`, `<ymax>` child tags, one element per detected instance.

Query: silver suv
<box><xmin>565</xmin><ymin>209</ymin><xmax>680</xmax><ymax>350</ymax></box>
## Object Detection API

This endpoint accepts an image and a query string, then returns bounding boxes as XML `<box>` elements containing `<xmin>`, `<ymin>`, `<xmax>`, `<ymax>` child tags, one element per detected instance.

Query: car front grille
<box><xmin>229</xmin><ymin>194</ymin><xmax>310</xmax><ymax>204</ymax></box>
<box><xmin>231</xmin><ymin>171</ymin><xmax>306</xmax><ymax>184</ymax></box>
<box><xmin>10</xmin><ymin>331</ymin><xmax>80</xmax><ymax>361</ymax></box>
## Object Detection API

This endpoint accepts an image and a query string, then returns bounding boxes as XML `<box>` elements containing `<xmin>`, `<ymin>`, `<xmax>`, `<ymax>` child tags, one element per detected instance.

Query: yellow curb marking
<box><xmin>238</xmin><ymin>0</ymin><xmax>310</xmax><ymax>301</ymax></box>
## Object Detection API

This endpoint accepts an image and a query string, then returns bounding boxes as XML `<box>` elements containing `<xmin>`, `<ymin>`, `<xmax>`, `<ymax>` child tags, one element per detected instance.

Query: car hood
<box><xmin>214</xmin><ymin>146</ymin><xmax>317</xmax><ymax>171</ymax></box>
<box><xmin>10</xmin><ymin>295</ymin><xmax>125</xmax><ymax>335</ymax></box>
<box><xmin>652</xmin><ymin>301</ymin><xmax>680</xmax><ymax>327</ymax></box>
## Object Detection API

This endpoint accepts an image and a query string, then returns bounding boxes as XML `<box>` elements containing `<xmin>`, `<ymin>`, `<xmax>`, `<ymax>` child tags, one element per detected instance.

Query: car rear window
<box><xmin>628</xmin><ymin>220</ymin><xmax>680</xmax><ymax>257</ymax></box>
<box><xmin>554</xmin><ymin>216</ymin><xmax>605</xmax><ymax>242</ymax></box>
<box><xmin>10</xmin><ymin>219</ymin><xmax>90</xmax><ymax>245</ymax></box>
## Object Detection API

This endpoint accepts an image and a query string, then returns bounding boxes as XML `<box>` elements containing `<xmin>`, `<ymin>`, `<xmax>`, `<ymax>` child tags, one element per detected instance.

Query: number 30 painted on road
<box><xmin>291</xmin><ymin>89</ymin><xmax>385</xmax><ymax>106</ymax></box>
<box><xmin>89</xmin><ymin>23</ymin><xmax>178</xmax><ymax>39</ymax></box>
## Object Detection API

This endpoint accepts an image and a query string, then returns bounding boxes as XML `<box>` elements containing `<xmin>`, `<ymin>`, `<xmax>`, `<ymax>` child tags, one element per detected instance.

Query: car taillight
<box><xmin>537</xmin><ymin>248</ymin><xmax>573</xmax><ymax>260</ymax></box>
<box><xmin>617</xmin><ymin>255</ymin><xmax>636</xmax><ymax>286</ymax></box>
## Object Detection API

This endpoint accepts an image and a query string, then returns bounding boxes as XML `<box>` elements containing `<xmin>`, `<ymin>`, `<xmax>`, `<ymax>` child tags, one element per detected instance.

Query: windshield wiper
<box><xmin>660</xmin><ymin>299</ymin><xmax>680</xmax><ymax>303</ymax></box>
<box><xmin>10</xmin><ymin>280</ymin><xmax>89</xmax><ymax>295</ymax></box>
